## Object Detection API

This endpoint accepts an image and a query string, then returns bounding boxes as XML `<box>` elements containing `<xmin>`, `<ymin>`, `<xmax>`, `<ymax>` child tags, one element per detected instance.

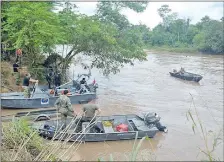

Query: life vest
<box><xmin>116</xmin><ymin>124</ymin><xmax>128</xmax><ymax>132</ymax></box>
<box><xmin>49</xmin><ymin>89</ymin><xmax>54</xmax><ymax>94</ymax></box>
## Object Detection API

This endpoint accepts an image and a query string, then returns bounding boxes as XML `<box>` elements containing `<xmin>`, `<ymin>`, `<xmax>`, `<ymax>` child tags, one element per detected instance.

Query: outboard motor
<box><xmin>88</xmin><ymin>79</ymin><xmax>98</xmax><ymax>92</ymax></box>
<box><xmin>93</xmin><ymin>83</ymin><xmax>98</xmax><ymax>92</ymax></box>
<box><xmin>139</xmin><ymin>112</ymin><xmax>168</xmax><ymax>133</ymax></box>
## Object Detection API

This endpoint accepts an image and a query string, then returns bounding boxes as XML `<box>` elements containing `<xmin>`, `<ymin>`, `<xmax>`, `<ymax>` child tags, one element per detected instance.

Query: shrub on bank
<box><xmin>1</xmin><ymin>117</ymin><xmax>60</xmax><ymax>161</ymax></box>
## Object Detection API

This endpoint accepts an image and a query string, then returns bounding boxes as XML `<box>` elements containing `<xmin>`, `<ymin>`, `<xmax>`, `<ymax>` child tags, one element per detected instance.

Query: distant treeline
<box><xmin>134</xmin><ymin>5</ymin><xmax>224</xmax><ymax>54</ymax></box>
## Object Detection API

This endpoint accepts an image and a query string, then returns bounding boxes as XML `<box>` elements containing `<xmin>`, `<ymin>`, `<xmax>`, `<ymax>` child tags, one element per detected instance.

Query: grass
<box><xmin>186</xmin><ymin>94</ymin><xmax>223</xmax><ymax>162</ymax></box>
<box><xmin>1</xmin><ymin>117</ymin><xmax>48</xmax><ymax>161</ymax></box>
<box><xmin>1</xmin><ymin>61</ymin><xmax>19</xmax><ymax>93</ymax></box>
<box><xmin>1</xmin><ymin>112</ymin><xmax>99</xmax><ymax>161</ymax></box>
<box><xmin>0</xmin><ymin>61</ymin><xmax>47</xmax><ymax>93</ymax></box>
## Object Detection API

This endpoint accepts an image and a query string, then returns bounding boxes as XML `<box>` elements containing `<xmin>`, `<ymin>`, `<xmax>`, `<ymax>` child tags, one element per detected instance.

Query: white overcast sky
<box><xmin>72</xmin><ymin>2</ymin><xmax>223</xmax><ymax>29</ymax></box>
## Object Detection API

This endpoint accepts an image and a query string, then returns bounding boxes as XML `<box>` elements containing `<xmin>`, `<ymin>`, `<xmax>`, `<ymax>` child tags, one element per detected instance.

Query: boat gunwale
<box><xmin>36</xmin><ymin>114</ymin><xmax>158</xmax><ymax>135</ymax></box>
<box><xmin>50</xmin><ymin>130</ymin><xmax>156</xmax><ymax>135</ymax></box>
<box><xmin>1</xmin><ymin>92</ymin><xmax>96</xmax><ymax>100</ymax></box>
<box><xmin>169</xmin><ymin>72</ymin><xmax>202</xmax><ymax>78</ymax></box>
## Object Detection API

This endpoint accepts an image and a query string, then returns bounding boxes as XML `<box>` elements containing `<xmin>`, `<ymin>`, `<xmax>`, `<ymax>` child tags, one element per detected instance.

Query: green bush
<box><xmin>1</xmin><ymin>117</ymin><xmax>62</xmax><ymax>161</ymax></box>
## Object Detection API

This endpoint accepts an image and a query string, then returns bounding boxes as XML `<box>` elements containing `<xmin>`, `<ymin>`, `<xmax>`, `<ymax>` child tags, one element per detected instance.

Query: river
<box><xmin>1</xmin><ymin>51</ymin><xmax>223</xmax><ymax>161</ymax></box>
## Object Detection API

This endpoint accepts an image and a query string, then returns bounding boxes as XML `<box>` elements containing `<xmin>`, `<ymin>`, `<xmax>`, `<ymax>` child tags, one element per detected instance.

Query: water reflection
<box><xmin>74</xmin><ymin>132</ymin><xmax>166</xmax><ymax>161</ymax></box>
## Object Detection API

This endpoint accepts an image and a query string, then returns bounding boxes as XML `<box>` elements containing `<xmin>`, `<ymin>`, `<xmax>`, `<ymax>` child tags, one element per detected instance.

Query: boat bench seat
<box><xmin>82</xmin><ymin>122</ymin><xmax>91</xmax><ymax>133</ymax></box>
<box><xmin>131</xmin><ymin>119</ymin><xmax>150</xmax><ymax>131</ymax></box>
<box><xmin>103</xmin><ymin>125</ymin><xmax>115</xmax><ymax>133</ymax></box>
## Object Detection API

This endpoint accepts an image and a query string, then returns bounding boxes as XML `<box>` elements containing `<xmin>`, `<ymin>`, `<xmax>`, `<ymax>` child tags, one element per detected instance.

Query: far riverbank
<box><xmin>144</xmin><ymin>47</ymin><xmax>224</xmax><ymax>55</ymax></box>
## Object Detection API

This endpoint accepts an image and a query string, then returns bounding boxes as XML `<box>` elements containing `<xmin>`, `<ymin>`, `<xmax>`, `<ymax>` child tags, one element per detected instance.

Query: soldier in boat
<box><xmin>80</xmin><ymin>78</ymin><xmax>87</xmax><ymax>84</ymax></box>
<box><xmin>76</xmin><ymin>104</ymin><xmax>101</xmax><ymax>132</ymax></box>
<box><xmin>179</xmin><ymin>67</ymin><xmax>185</xmax><ymax>74</ymax></box>
<box><xmin>173</xmin><ymin>67</ymin><xmax>185</xmax><ymax>74</ymax></box>
<box><xmin>54</xmin><ymin>72</ymin><xmax>61</xmax><ymax>87</ymax></box>
<box><xmin>81</xmin><ymin>104</ymin><xmax>101</xmax><ymax>123</ymax></box>
<box><xmin>173</xmin><ymin>69</ymin><xmax>178</xmax><ymax>73</ymax></box>
<box><xmin>79</xmin><ymin>78</ymin><xmax>89</xmax><ymax>93</ymax></box>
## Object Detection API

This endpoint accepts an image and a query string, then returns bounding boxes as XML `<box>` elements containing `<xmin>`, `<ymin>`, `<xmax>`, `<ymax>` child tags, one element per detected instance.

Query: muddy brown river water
<box><xmin>1</xmin><ymin>52</ymin><xmax>223</xmax><ymax>161</ymax></box>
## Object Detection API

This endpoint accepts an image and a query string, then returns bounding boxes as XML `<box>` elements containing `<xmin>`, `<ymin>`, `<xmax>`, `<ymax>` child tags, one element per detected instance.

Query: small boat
<box><xmin>31</xmin><ymin>112</ymin><xmax>168</xmax><ymax>142</ymax></box>
<box><xmin>1</xmin><ymin>76</ymin><xmax>98</xmax><ymax>109</ymax></box>
<box><xmin>1</xmin><ymin>109</ymin><xmax>59</xmax><ymax>122</ymax></box>
<box><xmin>1</xmin><ymin>90</ymin><xmax>96</xmax><ymax>109</ymax></box>
<box><xmin>169</xmin><ymin>71</ymin><xmax>203</xmax><ymax>82</ymax></box>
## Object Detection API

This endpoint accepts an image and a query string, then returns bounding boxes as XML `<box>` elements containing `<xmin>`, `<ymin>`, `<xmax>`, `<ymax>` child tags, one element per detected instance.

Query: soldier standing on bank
<box><xmin>13</xmin><ymin>61</ymin><xmax>20</xmax><ymax>85</ymax></box>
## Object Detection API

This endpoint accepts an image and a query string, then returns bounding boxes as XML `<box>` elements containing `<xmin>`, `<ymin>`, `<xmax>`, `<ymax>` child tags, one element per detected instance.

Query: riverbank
<box><xmin>144</xmin><ymin>46</ymin><xmax>224</xmax><ymax>55</ymax></box>
<box><xmin>1</xmin><ymin>117</ymin><xmax>85</xmax><ymax>161</ymax></box>
<box><xmin>1</xmin><ymin>61</ymin><xmax>48</xmax><ymax>93</ymax></box>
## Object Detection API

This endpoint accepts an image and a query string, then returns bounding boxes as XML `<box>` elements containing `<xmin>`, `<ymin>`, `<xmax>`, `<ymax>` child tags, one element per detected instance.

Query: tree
<box><xmin>2</xmin><ymin>2</ymin><xmax>63</xmax><ymax>79</ymax></box>
<box><xmin>130</xmin><ymin>24</ymin><xmax>152</xmax><ymax>45</ymax></box>
<box><xmin>193</xmin><ymin>19</ymin><xmax>223</xmax><ymax>53</ymax></box>
<box><xmin>56</xmin><ymin>1</ymin><xmax>149</xmax><ymax>77</ymax></box>
<box><xmin>157</xmin><ymin>5</ymin><xmax>178</xmax><ymax>31</ymax></box>
<box><xmin>157</xmin><ymin>4</ymin><xmax>171</xmax><ymax>18</ymax></box>
<box><xmin>184</xmin><ymin>25</ymin><xmax>199</xmax><ymax>45</ymax></box>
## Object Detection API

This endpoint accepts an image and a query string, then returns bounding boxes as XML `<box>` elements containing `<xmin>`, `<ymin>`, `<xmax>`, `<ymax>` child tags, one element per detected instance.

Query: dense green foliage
<box><xmin>141</xmin><ymin>5</ymin><xmax>223</xmax><ymax>54</ymax></box>
<box><xmin>1</xmin><ymin>1</ymin><xmax>148</xmax><ymax>81</ymax></box>
<box><xmin>1</xmin><ymin>2</ymin><xmax>62</xmax><ymax>80</ymax></box>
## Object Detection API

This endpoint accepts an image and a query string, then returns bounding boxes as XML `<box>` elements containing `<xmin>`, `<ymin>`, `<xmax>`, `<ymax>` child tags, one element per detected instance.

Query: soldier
<box><xmin>54</xmin><ymin>90</ymin><xmax>76</xmax><ymax>129</ymax></box>
<box><xmin>13</xmin><ymin>61</ymin><xmax>20</xmax><ymax>85</ymax></box>
<box><xmin>81</xmin><ymin>104</ymin><xmax>101</xmax><ymax>122</ymax></box>
<box><xmin>173</xmin><ymin>69</ymin><xmax>178</xmax><ymax>73</ymax></box>
<box><xmin>76</xmin><ymin>104</ymin><xmax>101</xmax><ymax>132</ymax></box>
<box><xmin>54</xmin><ymin>73</ymin><xmax>61</xmax><ymax>87</ymax></box>
<box><xmin>22</xmin><ymin>73</ymin><xmax>38</xmax><ymax>98</ymax></box>
<box><xmin>178</xmin><ymin>67</ymin><xmax>185</xmax><ymax>74</ymax></box>
<box><xmin>80</xmin><ymin>78</ymin><xmax>87</xmax><ymax>84</ymax></box>
<box><xmin>46</xmin><ymin>73</ymin><xmax>52</xmax><ymax>89</ymax></box>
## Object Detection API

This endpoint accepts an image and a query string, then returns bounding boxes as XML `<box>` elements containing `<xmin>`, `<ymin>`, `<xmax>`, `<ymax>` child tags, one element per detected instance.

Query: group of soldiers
<box><xmin>54</xmin><ymin>89</ymin><xmax>101</xmax><ymax>130</ymax></box>
<box><xmin>13</xmin><ymin>61</ymin><xmax>100</xmax><ymax>129</ymax></box>
<box><xmin>173</xmin><ymin>67</ymin><xmax>185</xmax><ymax>74</ymax></box>
<box><xmin>12</xmin><ymin>62</ymin><xmax>62</xmax><ymax>97</ymax></box>
<box><xmin>12</xmin><ymin>62</ymin><xmax>38</xmax><ymax>98</ymax></box>
<box><xmin>46</xmin><ymin>70</ymin><xmax>61</xmax><ymax>89</ymax></box>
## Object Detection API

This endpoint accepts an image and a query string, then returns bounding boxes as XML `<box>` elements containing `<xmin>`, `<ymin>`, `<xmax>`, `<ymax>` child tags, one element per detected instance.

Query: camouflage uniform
<box><xmin>22</xmin><ymin>76</ymin><xmax>31</xmax><ymax>98</ymax></box>
<box><xmin>54</xmin><ymin>94</ymin><xmax>74</xmax><ymax>128</ymax></box>
<box><xmin>23</xmin><ymin>86</ymin><xmax>31</xmax><ymax>98</ymax></box>
<box><xmin>12</xmin><ymin>62</ymin><xmax>20</xmax><ymax>85</ymax></box>
<box><xmin>14</xmin><ymin>72</ymin><xmax>20</xmax><ymax>85</ymax></box>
